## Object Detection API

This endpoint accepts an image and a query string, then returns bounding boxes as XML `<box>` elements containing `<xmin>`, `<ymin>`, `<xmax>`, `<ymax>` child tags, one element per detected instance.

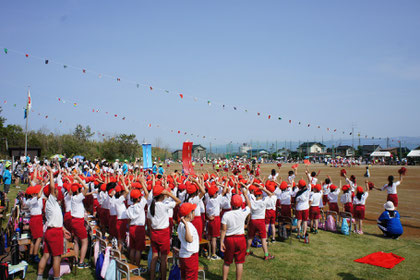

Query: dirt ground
<box><xmin>166</xmin><ymin>163</ymin><xmax>420</xmax><ymax>238</ymax></box>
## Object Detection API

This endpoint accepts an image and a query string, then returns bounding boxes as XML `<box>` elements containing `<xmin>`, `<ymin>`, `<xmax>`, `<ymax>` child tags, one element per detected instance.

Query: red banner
<box><xmin>182</xmin><ymin>142</ymin><xmax>194</xmax><ymax>175</ymax></box>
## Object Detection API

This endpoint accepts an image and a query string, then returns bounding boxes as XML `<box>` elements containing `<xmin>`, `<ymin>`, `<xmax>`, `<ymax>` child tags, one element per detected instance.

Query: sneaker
<box><xmin>270</xmin><ymin>238</ymin><xmax>276</xmax><ymax>243</ymax></box>
<box><xmin>210</xmin><ymin>255</ymin><xmax>221</xmax><ymax>260</ymax></box>
<box><xmin>314</xmin><ymin>229</ymin><xmax>318</xmax><ymax>234</ymax></box>
<box><xmin>296</xmin><ymin>235</ymin><xmax>301</xmax><ymax>240</ymax></box>
<box><xmin>358</xmin><ymin>230</ymin><xmax>364</xmax><ymax>235</ymax></box>
<box><xmin>133</xmin><ymin>267</ymin><xmax>148</xmax><ymax>276</ymax></box>
<box><xmin>264</xmin><ymin>254</ymin><xmax>275</xmax><ymax>261</ymax></box>
<box><xmin>77</xmin><ymin>262</ymin><xmax>88</xmax><ymax>269</ymax></box>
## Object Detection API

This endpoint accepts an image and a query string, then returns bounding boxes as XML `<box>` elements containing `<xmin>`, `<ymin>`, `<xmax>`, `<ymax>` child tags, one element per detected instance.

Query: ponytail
<box><xmin>356</xmin><ymin>192</ymin><xmax>363</xmax><ymax>201</ymax></box>
<box><xmin>388</xmin><ymin>175</ymin><xmax>394</xmax><ymax>187</ymax></box>
<box><xmin>150</xmin><ymin>199</ymin><xmax>156</xmax><ymax>217</ymax></box>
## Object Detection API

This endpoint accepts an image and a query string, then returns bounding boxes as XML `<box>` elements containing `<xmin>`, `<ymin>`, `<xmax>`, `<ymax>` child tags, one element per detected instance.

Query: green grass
<box><xmin>6</xmin><ymin>184</ymin><xmax>420</xmax><ymax>280</ymax></box>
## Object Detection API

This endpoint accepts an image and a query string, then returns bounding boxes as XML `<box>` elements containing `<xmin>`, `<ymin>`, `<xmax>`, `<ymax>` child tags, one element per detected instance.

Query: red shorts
<box><xmin>93</xmin><ymin>199</ymin><xmax>99</xmax><ymax>212</ymax></box>
<box><xmin>44</xmin><ymin>227</ymin><xmax>64</xmax><ymax>257</ymax></box>
<box><xmin>116</xmin><ymin>219</ymin><xmax>128</xmax><ymax>241</ymax></box>
<box><xmin>223</xmin><ymin>235</ymin><xmax>246</xmax><ymax>265</ymax></box>
<box><xmin>180</xmin><ymin>253</ymin><xmax>199</xmax><ymax>280</ymax></box>
<box><xmin>129</xmin><ymin>225</ymin><xmax>145</xmax><ymax>251</ymax></box>
<box><xmin>207</xmin><ymin>216</ymin><xmax>221</xmax><ymax>238</ymax></box>
<box><xmin>191</xmin><ymin>216</ymin><xmax>203</xmax><ymax>241</ymax></box>
<box><xmin>248</xmin><ymin>219</ymin><xmax>267</xmax><ymax>239</ymax></box>
<box><xmin>309</xmin><ymin>206</ymin><xmax>320</xmax><ymax>220</ymax></box>
<box><xmin>150</xmin><ymin>227</ymin><xmax>170</xmax><ymax>255</ymax></box>
<box><xmin>354</xmin><ymin>205</ymin><xmax>365</xmax><ymax>219</ymax></box>
<box><xmin>109</xmin><ymin>215</ymin><xmax>117</xmax><ymax>237</ymax></box>
<box><xmin>387</xmin><ymin>194</ymin><xmax>398</xmax><ymax>207</ymax></box>
<box><xmin>322</xmin><ymin>195</ymin><xmax>329</xmax><ymax>206</ymax></box>
<box><xmin>329</xmin><ymin>202</ymin><xmax>339</xmax><ymax>213</ymax></box>
<box><xmin>71</xmin><ymin>217</ymin><xmax>87</xmax><ymax>240</ymax></box>
<box><xmin>280</xmin><ymin>204</ymin><xmax>292</xmax><ymax>218</ymax></box>
<box><xmin>265</xmin><ymin>209</ymin><xmax>276</xmax><ymax>224</ymax></box>
<box><xmin>29</xmin><ymin>215</ymin><xmax>44</xmax><ymax>239</ymax></box>
<box><xmin>295</xmin><ymin>209</ymin><xmax>309</xmax><ymax>221</ymax></box>
<box><xmin>63</xmin><ymin>212</ymin><xmax>72</xmax><ymax>232</ymax></box>
<box><xmin>344</xmin><ymin>203</ymin><xmax>353</xmax><ymax>214</ymax></box>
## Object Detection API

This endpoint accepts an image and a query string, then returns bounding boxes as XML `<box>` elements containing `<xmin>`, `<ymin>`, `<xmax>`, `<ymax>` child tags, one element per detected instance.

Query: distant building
<box><xmin>239</xmin><ymin>144</ymin><xmax>252</xmax><ymax>155</ymax></box>
<box><xmin>298</xmin><ymin>142</ymin><xmax>326</xmax><ymax>155</ymax></box>
<box><xmin>277</xmin><ymin>148</ymin><xmax>291</xmax><ymax>157</ymax></box>
<box><xmin>247</xmin><ymin>149</ymin><xmax>269</xmax><ymax>157</ymax></box>
<box><xmin>172</xmin><ymin>144</ymin><xmax>207</xmax><ymax>161</ymax></box>
<box><xmin>360</xmin><ymin>145</ymin><xmax>382</xmax><ymax>157</ymax></box>
<box><xmin>336</xmin><ymin>145</ymin><xmax>355</xmax><ymax>157</ymax></box>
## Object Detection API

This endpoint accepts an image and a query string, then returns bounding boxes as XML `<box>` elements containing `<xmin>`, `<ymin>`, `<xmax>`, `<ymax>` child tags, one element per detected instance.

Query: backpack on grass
<box><xmin>326</xmin><ymin>215</ymin><xmax>336</xmax><ymax>232</ymax></box>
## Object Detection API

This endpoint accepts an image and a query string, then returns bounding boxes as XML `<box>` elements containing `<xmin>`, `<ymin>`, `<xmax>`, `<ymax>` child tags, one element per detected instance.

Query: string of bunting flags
<box><xmin>1</xmin><ymin>46</ymin><xmax>382</xmax><ymax>138</ymax></box>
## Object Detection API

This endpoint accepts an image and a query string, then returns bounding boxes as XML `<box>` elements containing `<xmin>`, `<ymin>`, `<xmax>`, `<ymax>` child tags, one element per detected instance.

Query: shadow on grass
<box><xmin>337</xmin><ymin>272</ymin><xmax>367</xmax><ymax>280</ymax></box>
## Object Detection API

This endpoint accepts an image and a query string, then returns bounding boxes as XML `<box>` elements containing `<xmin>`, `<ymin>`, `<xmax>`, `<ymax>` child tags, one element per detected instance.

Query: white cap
<box><xmin>384</xmin><ymin>201</ymin><xmax>395</xmax><ymax>211</ymax></box>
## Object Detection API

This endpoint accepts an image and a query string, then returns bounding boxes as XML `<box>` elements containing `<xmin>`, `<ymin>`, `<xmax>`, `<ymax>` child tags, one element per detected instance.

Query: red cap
<box><xmin>154</xmin><ymin>185</ymin><xmax>165</xmax><ymax>196</ymax></box>
<box><xmin>100</xmin><ymin>184</ymin><xmax>107</xmax><ymax>191</ymax></box>
<box><xmin>330</xmin><ymin>184</ymin><xmax>337</xmax><ymax>191</ymax></box>
<box><xmin>71</xmin><ymin>183</ymin><xmax>80</xmax><ymax>193</ymax></box>
<box><xmin>342</xmin><ymin>185</ymin><xmax>350</xmax><ymax>192</ymax></box>
<box><xmin>108</xmin><ymin>188</ymin><xmax>114</xmax><ymax>195</ymax></box>
<box><xmin>178</xmin><ymin>183</ymin><xmax>186</xmax><ymax>191</ymax></box>
<box><xmin>25</xmin><ymin>186</ymin><xmax>34</xmax><ymax>195</ymax></box>
<box><xmin>280</xmin><ymin>181</ymin><xmax>288</xmax><ymax>190</ymax></box>
<box><xmin>115</xmin><ymin>185</ymin><xmax>122</xmax><ymax>193</ymax></box>
<box><xmin>131</xmin><ymin>182</ymin><xmax>141</xmax><ymax>189</ymax></box>
<box><xmin>186</xmin><ymin>183</ymin><xmax>198</xmax><ymax>194</ymax></box>
<box><xmin>179</xmin><ymin>203</ymin><xmax>197</xmax><ymax>217</ymax></box>
<box><xmin>231</xmin><ymin>194</ymin><xmax>243</xmax><ymax>208</ymax></box>
<box><xmin>43</xmin><ymin>184</ymin><xmax>51</xmax><ymax>196</ymax></box>
<box><xmin>356</xmin><ymin>186</ymin><xmax>364</xmax><ymax>193</ymax></box>
<box><xmin>130</xmin><ymin>189</ymin><xmax>142</xmax><ymax>199</ymax></box>
<box><xmin>254</xmin><ymin>188</ymin><xmax>263</xmax><ymax>196</ymax></box>
<box><xmin>208</xmin><ymin>186</ymin><xmax>218</xmax><ymax>196</ymax></box>
<box><xmin>314</xmin><ymin>184</ymin><xmax>322</xmax><ymax>192</ymax></box>
<box><xmin>298</xmin><ymin>179</ymin><xmax>306</xmax><ymax>188</ymax></box>
<box><xmin>266</xmin><ymin>182</ymin><xmax>276</xmax><ymax>193</ymax></box>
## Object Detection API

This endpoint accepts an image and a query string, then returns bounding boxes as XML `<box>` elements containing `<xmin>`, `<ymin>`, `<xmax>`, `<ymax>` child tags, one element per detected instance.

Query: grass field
<box><xmin>5</xmin><ymin>163</ymin><xmax>420</xmax><ymax>279</ymax></box>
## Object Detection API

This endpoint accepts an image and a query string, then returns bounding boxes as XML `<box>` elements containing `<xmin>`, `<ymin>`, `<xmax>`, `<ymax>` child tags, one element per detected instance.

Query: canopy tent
<box><xmin>73</xmin><ymin>155</ymin><xmax>85</xmax><ymax>160</ymax></box>
<box><xmin>370</xmin><ymin>151</ymin><xmax>391</xmax><ymax>157</ymax></box>
<box><xmin>407</xmin><ymin>150</ymin><xmax>420</xmax><ymax>157</ymax></box>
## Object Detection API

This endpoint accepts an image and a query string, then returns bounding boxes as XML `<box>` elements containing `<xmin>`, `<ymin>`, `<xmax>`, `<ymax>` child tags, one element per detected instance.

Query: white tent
<box><xmin>370</xmin><ymin>151</ymin><xmax>391</xmax><ymax>157</ymax></box>
<box><xmin>407</xmin><ymin>150</ymin><xmax>420</xmax><ymax>157</ymax></box>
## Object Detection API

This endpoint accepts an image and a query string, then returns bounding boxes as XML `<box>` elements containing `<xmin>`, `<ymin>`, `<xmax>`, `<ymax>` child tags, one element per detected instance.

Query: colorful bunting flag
<box><xmin>150</xmin><ymin>86</ymin><xmax>153</xmax><ymax>91</ymax></box>
<box><xmin>268</xmin><ymin>115</ymin><xmax>271</xmax><ymax>119</ymax></box>
<box><xmin>257</xmin><ymin>112</ymin><xmax>260</xmax><ymax>116</ymax></box>
<box><xmin>63</xmin><ymin>65</ymin><xmax>67</xmax><ymax>68</ymax></box>
<box><xmin>289</xmin><ymin>120</ymin><xmax>291</xmax><ymax>123</ymax></box>
<box><xmin>207</xmin><ymin>101</ymin><xmax>211</xmax><ymax>106</ymax></box>
<box><xmin>233</xmin><ymin>107</ymin><xmax>237</xmax><ymax>110</ymax></box>
<box><xmin>82</xmin><ymin>69</ymin><xmax>86</xmax><ymax>73</ymax></box>
<box><xmin>117</xmin><ymin>78</ymin><xmax>120</xmax><ymax>82</ymax></box>
<box><xmin>3</xmin><ymin>48</ymin><xmax>7</xmax><ymax>54</ymax></box>
<box><xmin>25</xmin><ymin>54</ymin><xmax>29</xmax><ymax>57</ymax></box>
<box><xmin>179</xmin><ymin>94</ymin><xmax>183</xmax><ymax>99</ymax></box>
<box><xmin>45</xmin><ymin>60</ymin><xmax>49</xmax><ymax>64</ymax></box>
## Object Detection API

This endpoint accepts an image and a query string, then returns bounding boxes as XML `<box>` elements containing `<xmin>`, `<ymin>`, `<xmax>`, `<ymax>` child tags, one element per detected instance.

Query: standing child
<box><xmin>295</xmin><ymin>180</ymin><xmax>310</xmax><ymax>241</ymax></box>
<box><xmin>353</xmin><ymin>182</ymin><xmax>370</xmax><ymax>234</ymax></box>
<box><xmin>147</xmin><ymin>185</ymin><xmax>181</xmax><ymax>280</ymax></box>
<box><xmin>206</xmin><ymin>184</ymin><xmax>227</xmax><ymax>260</ymax></box>
<box><xmin>378</xmin><ymin>173</ymin><xmax>404</xmax><ymax>208</ymax></box>
<box><xmin>178</xmin><ymin>203</ymin><xmax>200</xmax><ymax>280</ymax></box>
<box><xmin>340</xmin><ymin>185</ymin><xmax>353</xmax><ymax>214</ymax></box>
<box><xmin>220</xmin><ymin>188</ymin><xmax>251</xmax><ymax>280</ymax></box>
<box><xmin>327</xmin><ymin>184</ymin><xmax>340</xmax><ymax>213</ymax></box>
<box><xmin>264</xmin><ymin>181</ymin><xmax>278</xmax><ymax>243</ymax></box>
<box><xmin>309</xmin><ymin>184</ymin><xmax>322</xmax><ymax>233</ymax></box>
<box><xmin>26</xmin><ymin>185</ymin><xmax>44</xmax><ymax>263</ymax></box>
<box><xmin>279</xmin><ymin>182</ymin><xmax>292</xmax><ymax>218</ymax></box>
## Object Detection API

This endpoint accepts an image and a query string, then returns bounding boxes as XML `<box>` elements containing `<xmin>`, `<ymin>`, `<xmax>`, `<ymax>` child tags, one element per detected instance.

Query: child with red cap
<box><xmin>147</xmin><ymin>185</ymin><xmax>181</xmax><ymax>280</ymax></box>
<box><xmin>178</xmin><ymin>203</ymin><xmax>200</xmax><ymax>280</ymax></box>
<box><xmin>126</xmin><ymin>180</ymin><xmax>149</xmax><ymax>271</ymax></box>
<box><xmin>205</xmin><ymin>183</ymin><xmax>227</xmax><ymax>260</ymax></box>
<box><xmin>327</xmin><ymin>183</ymin><xmax>340</xmax><ymax>213</ymax></box>
<box><xmin>321</xmin><ymin>177</ymin><xmax>332</xmax><ymax>209</ymax></box>
<box><xmin>220</xmin><ymin>186</ymin><xmax>251</xmax><ymax>280</ymax></box>
<box><xmin>279</xmin><ymin>181</ymin><xmax>292</xmax><ymax>218</ymax></box>
<box><xmin>295</xmin><ymin>179</ymin><xmax>311</xmax><ymax>240</ymax></box>
<box><xmin>25</xmin><ymin>184</ymin><xmax>44</xmax><ymax>263</ymax></box>
<box><xmin>353</xmin><ymin>182</ymin><xmax>370</xmax><ymax>234</ymax></box>
<box><xmin>37</xmin><ymin>166</ymin><xmax>71</xmax><ymax>280</ymax></box>
<box><xmin>340</xmin><ymin>185</ymin><xmax>353</xmax><ymax>214</ymax></box>
<box><xmin>245</xmin><ymin>182</ymin><xmax>275</xmax><ymax>260</ymax></box>
<box><xmin>70</xmin><ymin>176</ymin><xmax>89</xmax><ymax>268</ymax></box>
<box><xmin>114</xmin><ymin>182</ymin><xmax>130</xmax><ymax>252</ymax></box>
<box><xmin>184</xmin><ymin>177</ymin><xmax>206</xmax><ymax>240</ymax></box>
<box><xmin>309</xmin><ymin>184</ymin><xmax>322</xmax><ymax>233</ymax></box>
<box><xmin>264</xmin><ymin>181</ymin><xmax>278</xmax><ymax>243</ymax></box>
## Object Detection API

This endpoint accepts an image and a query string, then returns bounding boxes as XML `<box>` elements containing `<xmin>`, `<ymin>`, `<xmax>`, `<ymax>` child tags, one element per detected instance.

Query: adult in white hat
<box><xmin>377</xmin><ymin>201</ymin><xmax>403</xmax><ymax>239</ymax></box>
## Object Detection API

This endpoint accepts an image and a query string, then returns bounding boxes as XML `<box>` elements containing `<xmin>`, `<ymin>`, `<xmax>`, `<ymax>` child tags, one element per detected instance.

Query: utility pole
<box><xmin>352</xmin><ymin>127</ymin><xmax>355</xmax><ymax>149</ymax></box>
<box><xmin>386</xmin><ymin>137</ymin><xmax>389</xmax><ymax>148</ymax></box>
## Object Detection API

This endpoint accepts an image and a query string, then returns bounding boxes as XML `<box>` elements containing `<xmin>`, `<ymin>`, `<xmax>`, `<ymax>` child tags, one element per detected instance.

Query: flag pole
<box><xmin>24</xmin><ymin>87</ymin><xmax>30</xmax><ymax>158</ymax></box>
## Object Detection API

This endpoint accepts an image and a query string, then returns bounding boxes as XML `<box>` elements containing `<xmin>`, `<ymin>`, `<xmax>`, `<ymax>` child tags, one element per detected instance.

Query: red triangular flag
<box><xmin>179</xmin><ymin>94</ymin><xmax>183</xmax><ymax>99</ymax></box>
<box><xmin>82</xmin><ymin>69</ymin><xmax>86</xmax><ymax>73</ymax></box>
<box><xmin>114</xmin><ymin>114</ymin><xmax>117</xmax><ymax>117</ymax></box>
<box><xmin>25</xmin><ymin>54</ymin><xmax>29</xmax><ymax>57</ymax></box>
<box><xmin>178</xmin><ymin>130</ymin><xmax>180</xmax><ymax>134</ymax></box>
<box><xmin>289</xmin><ymin>120</ymin><xmax>291</xmax><ymax>123</ymax></box>
<box><xmin>268</xmin><ymin>115</ymin><xmax>271</xmax><ymax>119</ymax></box>
<box><xmin>150</xmin><ymin>86</ymin><xmax>153</xmax><ymax>90</ymax></box>
<box><xmin>117</xmin><ymin>78</ymin><xmax>120</xmax><ymax>82</ymax></box>
<box><xmin>257</xmin><ymin>112</ymin><xmax>260</xmax><ymax>116</ymax></box>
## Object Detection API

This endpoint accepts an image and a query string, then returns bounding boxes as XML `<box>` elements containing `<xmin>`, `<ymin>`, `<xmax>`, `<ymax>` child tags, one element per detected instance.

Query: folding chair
<box><xmin>115</xmin><ymin>258</ymin><xmax>145</xmax><ymax>280</ymax></box>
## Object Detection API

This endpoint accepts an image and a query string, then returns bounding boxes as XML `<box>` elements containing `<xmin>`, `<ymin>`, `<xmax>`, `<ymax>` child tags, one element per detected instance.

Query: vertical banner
<box><xmin>142</xmin><ymin>143</ymin><xmax>152</xmax><ymax>169</ymax></box>
<box><xmin>182</xmin><ymin>142</ymin><xmax>195</xmax><ymax>175</ymax></box>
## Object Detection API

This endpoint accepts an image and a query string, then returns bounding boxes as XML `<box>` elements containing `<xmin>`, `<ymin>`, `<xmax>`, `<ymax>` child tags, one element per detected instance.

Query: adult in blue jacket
<box><xmin>377</xmin><ymin>201</ymin><xmax>403</xmax><ymax>239</ymax></box>
<box><xmin>2</xmin><ymin>163</ymin><xmax>12</xmax><ymax>194</ymax></box>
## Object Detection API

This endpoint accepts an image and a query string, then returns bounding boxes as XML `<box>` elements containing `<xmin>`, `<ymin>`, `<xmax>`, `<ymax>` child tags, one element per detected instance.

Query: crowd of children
<box><xmin>16</xmin><ymin>158</ymin><xmax>406</xmax><ymax>280</ymax></box>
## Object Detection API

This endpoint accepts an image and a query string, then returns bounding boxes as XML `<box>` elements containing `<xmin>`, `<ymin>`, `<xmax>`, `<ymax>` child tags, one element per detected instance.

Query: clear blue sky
<box><xmin>1</xmin><ymin>0</ymin><xmax>419</xmax><ymax>149</ymax></box>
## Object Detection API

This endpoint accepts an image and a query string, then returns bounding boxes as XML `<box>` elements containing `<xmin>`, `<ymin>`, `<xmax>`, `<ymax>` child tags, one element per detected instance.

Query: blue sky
<box><xmin>1</xmin><ymin>0</ymin><xmax>419</xmax><ymax>149</ymax></box>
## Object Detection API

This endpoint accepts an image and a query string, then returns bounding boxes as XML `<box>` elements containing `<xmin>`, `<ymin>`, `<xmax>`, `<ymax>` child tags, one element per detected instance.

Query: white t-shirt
<box><xmin>109</xmin><ymin>196</ymin><xmax>117</xmax><ymax>216</ymax></box>
<box><xmin>340</xmin><ymin>192</ymin><xmax>352</xmax><ymax>204</ymax></box>
<box><xmin>221</xmin><ymin>206</ymin><xmax>250</xmax><ymax>236</ymax></box>
<box><xmin>381</xmin><ymin>181</ymin><xmax>400</xmax><ymax>195</ymax></box>
<box><xmin>308</xmin><ymin>175</ymin><xmax>318</xmax><ymax>186</ymax></box>
<box><xmin>279</xmin><ymin>188</ymin><xmax>292</xmax><ymax>205</ymax></box>
<box><xmin>187</xmin><ymin>196</ymin><xmax>202</xmax><ymax>216</ymax></box>
<box><xmin>220</xmin><ymin>195</ymin><xmax>231</xmax><ymax>210</ymax></box>
<box><xmin>28</xmin><ymin>197</ymin><xmax>43</xmax><ymax>216</ymax></box>
<box><xmin>102</xmin><ymin>193</ymin><xmax>111</xmax><ymax>210</ymax></box>
<box><xmin>309</xmin><ymin>192</ymin><xmax>322</xmax><ymax>207</ymax></box>
<box><xmin>274</xmin><ymin>188</ymin><xmax>282</xmax><ymax>200</ymax></box>
<box><xmin>177</xmin><ymin>222</ymin><xmax>199</xmax><ymax>258</ymax></box>
<box><xmin>322</xmin><ymin>184</ymin><xmax>331</xmax><ymax>195</ymax></box>
<box><xmin>64</xmin><ymin>193</ymin><xmax>72</xmax><ymax>213</ymax></box>
<box><xmin>268</xmin><ymin>173</ymin><xmax>278</xmax><ymax>181</ymax></box>
<box><xmin>249</xmin><ymin>196</ymin><xmax>267</xmax><ymax>220</ymax></box>
<box><xmin>265</xmin><ymin>195</ymin><xmax>277</xmax><ymax>211</ymax></box>
<box><xmin>45</xmin><ymin>194</ymin><xmax>63</xmax><ymax>228</ymax></box>
<box><xmin>296</xmin><ymin>189</ymin><xmax>310</xmax><ymax>211</ymax></box>
<box><xmin>71</xmin><ymin>193</ymin><xmax>85</xmax><ymax>218</ymax></box>
<box><xmin>328</xmin><ymin>189</ymin><xmax>340</xmax><ymax>203</ymax></box>
<box><xmin>126</xmin><ymin>198</ymin><xmax>147</xmax><ymax>226</ymax></box>
<box><xmin>206</xmin><ymin>195</ymin><xmax>222</xmax><ymax>217</ymax></box>
<box><xmin>354</xmin><ymin>192</ymin><xmax>369</xmax><ymax>205</ymax></box>
<box><xmin>115</xmin><ymin>196</ymin><xmax>128</xmax><ymax>219</ymax></box>
<box><xmin>147</xmin><ymin>200</ymin><xmax>176</xmax><ymax>230</ymax></box>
